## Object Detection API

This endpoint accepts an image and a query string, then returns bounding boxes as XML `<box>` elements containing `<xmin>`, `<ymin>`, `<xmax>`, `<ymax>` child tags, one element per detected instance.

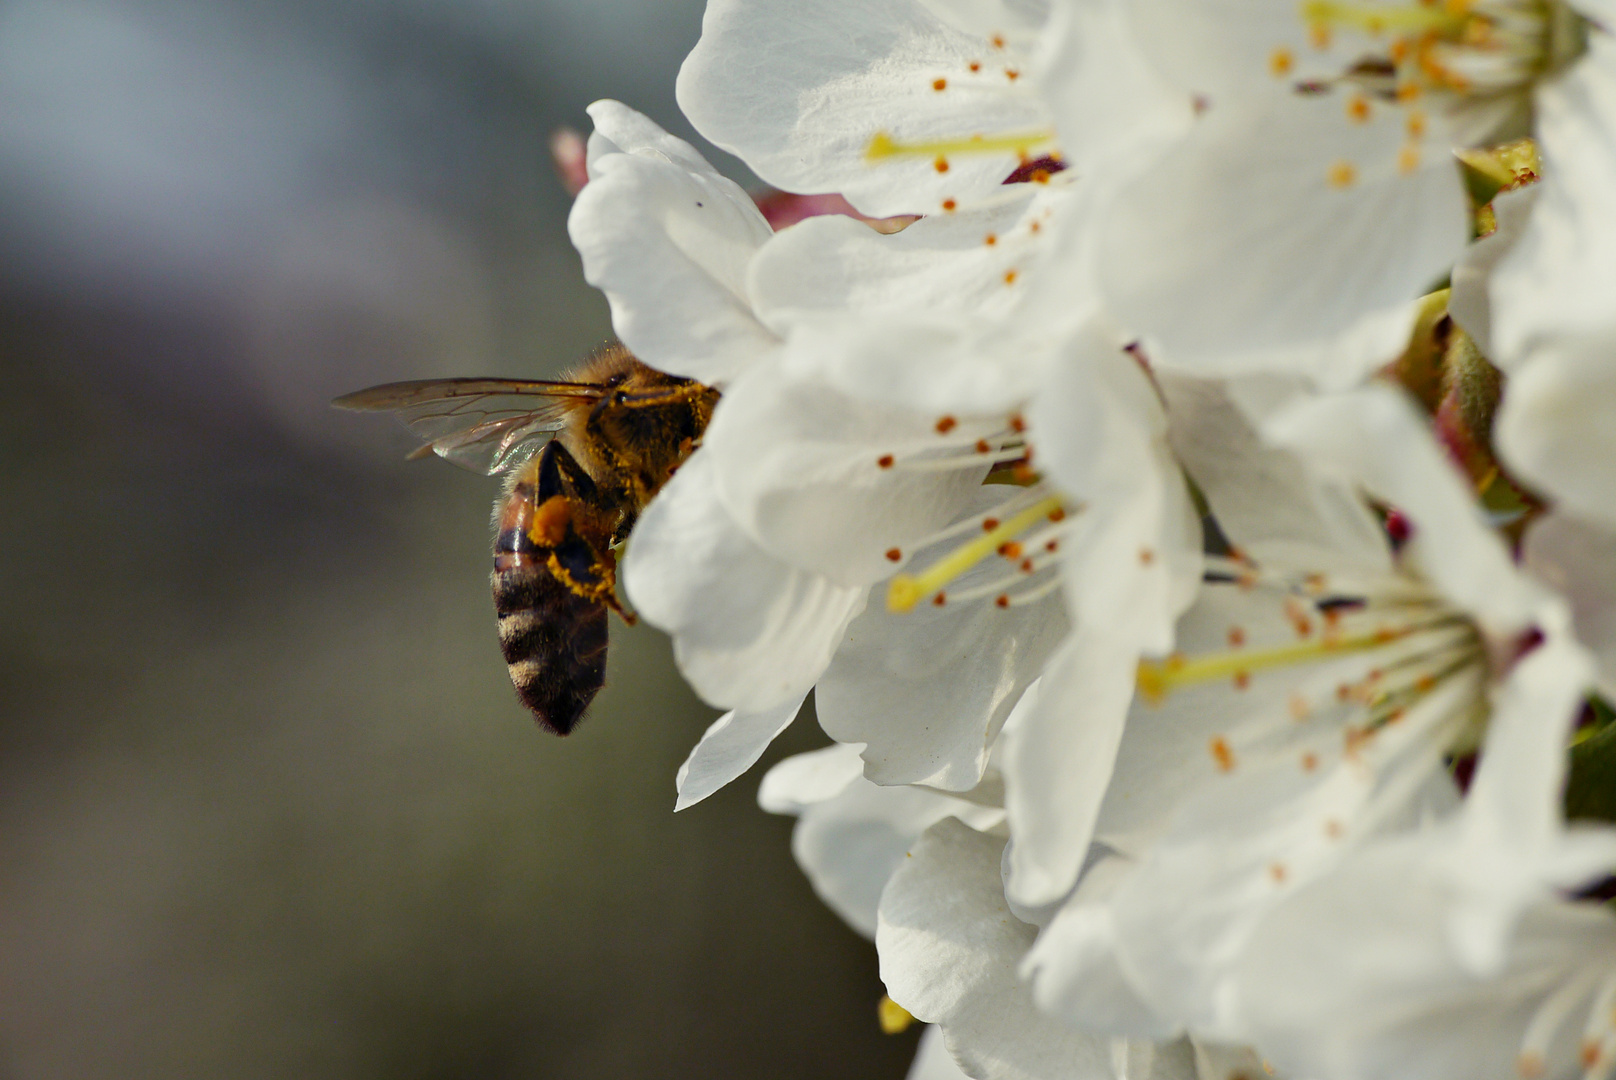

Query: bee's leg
<box><xmin>535</xmin><ymin>436</ymin><xmax>601</xmax><ymax>504</ymax></box>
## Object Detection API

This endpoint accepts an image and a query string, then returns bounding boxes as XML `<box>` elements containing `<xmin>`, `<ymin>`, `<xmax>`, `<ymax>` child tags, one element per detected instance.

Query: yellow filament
<box><xmin>887</xmin><ymin>495</ymin><xmax>1065</xmax><ymax>612</ymax></box>
<box><xmin>878</xmin><ymin>995</ymin><xmax>915</xmax><ymax>1034</ymax></box>
<box><xmin>1300</xmin><ymin>0</ymin><xmax>1465</xmax><ymax>35</ymax></box>
<box><xmin>1136</xmin><ymin>628</ymin><xmax>1413</xmax><ymax>703</ymax></box>
<box><xmin>865</xmin><ymin>128</ymin><xmax>1057</xmax><ymax>163</ymax></box>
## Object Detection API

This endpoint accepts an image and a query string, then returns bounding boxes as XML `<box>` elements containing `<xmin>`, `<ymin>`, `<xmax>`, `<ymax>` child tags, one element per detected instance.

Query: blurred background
<box><xmin>0</xmin><ymin>1</ymin><xmax>920</xmax><ymax>1076</ymax></box>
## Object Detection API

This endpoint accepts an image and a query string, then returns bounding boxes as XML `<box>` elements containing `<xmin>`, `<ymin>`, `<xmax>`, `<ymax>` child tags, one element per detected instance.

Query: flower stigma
<box><xmin>1295</xmin><ymin>0</ymin><xmax>1587</xmax><ymax>104</ymax></box>
<box><xmin>887</xmin><ymin>495</ymin><xmax>1068</xmax><ymax>612</ymax></box>
<box><xmin>1135</xmin><ymin>556</ymin><xmax>1492</xmax><ymax>770</ymax></box>
<box><xmin>864</xmin><ymin>129</ymin><xmax>1059</xmax><ymax>164</ymax></box>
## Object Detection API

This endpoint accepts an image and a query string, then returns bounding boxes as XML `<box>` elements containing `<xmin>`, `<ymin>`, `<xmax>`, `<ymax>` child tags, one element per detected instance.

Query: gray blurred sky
<box><xmin>0</xmin><ymin>2</ymin><xmax>918</xmax><ymax>1077</ymax></box>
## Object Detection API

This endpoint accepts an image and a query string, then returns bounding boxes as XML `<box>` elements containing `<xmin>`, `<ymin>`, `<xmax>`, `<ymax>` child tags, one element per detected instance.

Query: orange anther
<box><xmin>877</xmin><ymin>454</ymin><xmax>895</xmax><ymax>469</ymax></box>
<box><xmin>932</xmin><ymin>77</ymin><xmax>947</xmax><ymax>91</ymax></box>
<box><xmin>885</xmin><ymin>548</ymin><xmax>903</xmax><ymax>562</ymax></box>
<box><xmin>1227</xmin><ymin>627</ymin><xmax>1246</xmax><ymax>647</ymax></box>
<box><xmin>935</xmin><ymin>415</ymin><xmax>958</xmax><ymax>434</ymax></box>
<box><xmin>1210</xmin><ymin>737</ymin><xmax>1236</xmax><ymax>772</ymax></box>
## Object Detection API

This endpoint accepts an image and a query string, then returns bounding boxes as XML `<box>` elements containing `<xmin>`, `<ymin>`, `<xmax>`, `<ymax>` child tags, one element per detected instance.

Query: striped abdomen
<box><xmin>491</xmin><ymin>451</ymin><xmax>609</xmax><ymax>735</ymax></box>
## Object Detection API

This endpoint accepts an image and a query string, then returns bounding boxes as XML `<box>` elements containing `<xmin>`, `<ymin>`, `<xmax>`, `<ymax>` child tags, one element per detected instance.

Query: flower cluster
<box><xmin>563</xmin><ymin>1</ymin><xmax>1616</xmax><ymax>1077</ymax></box>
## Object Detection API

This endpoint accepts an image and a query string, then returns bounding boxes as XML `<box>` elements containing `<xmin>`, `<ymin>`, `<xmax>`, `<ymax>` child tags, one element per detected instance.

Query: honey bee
<box><xmin>334</xmin><ymin>344</ymin><xmax>719</xmax><ymax>734</ymax></box>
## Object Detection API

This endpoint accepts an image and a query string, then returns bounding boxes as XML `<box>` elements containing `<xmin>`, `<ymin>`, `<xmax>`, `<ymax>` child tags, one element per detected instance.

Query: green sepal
<box><xmin>1566</xmin><ymin>697</ymin><xmax>1616</xmax><ymax>824</ymax></box>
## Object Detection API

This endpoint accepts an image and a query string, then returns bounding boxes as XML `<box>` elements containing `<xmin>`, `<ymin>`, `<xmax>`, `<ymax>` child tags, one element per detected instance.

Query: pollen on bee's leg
<box><xmin>528</xmin><ymin>495</ymin><xmax>572</xmax><ymax>547</ymax></box>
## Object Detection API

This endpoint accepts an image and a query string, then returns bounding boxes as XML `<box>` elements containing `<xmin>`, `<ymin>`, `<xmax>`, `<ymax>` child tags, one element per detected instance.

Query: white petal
<box><xmin>758</xmin><ymin>743</ymin><xmax>867</xmax><ymax>814</ymax></box>
<box><xmin>908</xmin><ymin>1026</ymin><xmax>975</xmax><ymax>1080</ymax></box>
<box><xmin>1092</xmin><ymin>581</ymin><xmax>1383</xmax><ymax>855</ymax></box>
<box><xmin>622</xmin><ymin>452</ymin><xmax>867</xmax><ymax>711</ymax></box>
<box><xmin>1100</xmin><ymin>95</ymin><xmax>1466</xmax><ymax>386</ymax></box>
<box><xmin>677</xmin><ymin>0</ymin><xmax>1048</xmax><ymax>218</ymax></box>
<box><xmin>704</xmin><ymin>357</ymin><xmax>988</xmax><ymax>584</ymax></box>
<box><xmin>1448</xmin><ymin>630</ymin><xmax>1612</xmax><ymax>972</ymax></box>
<box><xmin>1239</xmin><ymin>838</ymin><xmax>1616</xmax><ymax>1080</ymax></box>
<box><xmin>1023</xmin><ymin>850</ymin><xmax>1180</xmax><ymax>1039</ymax></box>
<box><xmin>1125</xmin><ymin>0</ymin><xmax>1365</xmax><ymax>100</ymax></box>
<box><xmin>674</xmin><ymin>695</ymin><xmax>807</xmax><ymax>811</ymax></box>
<box><xmin>877</xmin><ymin>818</ymin><xmax>1117</xmax><ymax>1080</ymax></box>
<box><xmin>1032</xmin><ymin>342</ymin><xmax>1202</xmax><ymax>651</ymax></box>
<box><xmin>1001</xmin><ymin>631</ymin><xmax>1136</xmax><ymax>909</ymax></box>
<box><xmin>772</xmin><ymin>310</ymin><xmax>1050</xmax><ymax>420</ymax></box>
<box><xmin>749</xmin><ymin>185</ymin><xmax>1065</xmax><ymax>334</ymax></box>
<box><xmin>1492</xmin><ymin>37</ymin><xmax>1616</xmax><ymax>361</ymax></box>
<box><xmin>568</xmin><ymin>100</ymin><xmax>777</xmax><ymax>384</ymax></box>
<box><xmin>793</xmin><ymin>777</ymin><xmax>1003</xmax><ymax>938</ymax></box>
<box><xmin>817</xmin><ymin>556</ymin><xmax>1069</xmax><ymax>791</ymax></box>
<box><xmin>1034</xmin><ymin>0</ymin><xmax>1193</xmax><ymax>174</ymax></box>
<box><xmin>1524</xmin><ymin>512</ymin><xmax>1616</xmax><ymax>701</ymax></box>
<box><xmin>1160</xmin><ymin>373</ymin><xmax>1392</xmax><ymax>574</ymax></box>
<box><xmin>1495</xmin><ymin>329</ymin><xmax>1616</xmax><ymax>530</ymax></box>
<box><xmin>1260</xmin><ymin>382</ymin><xmax>1544</xmax><ymax>636</ymax></box>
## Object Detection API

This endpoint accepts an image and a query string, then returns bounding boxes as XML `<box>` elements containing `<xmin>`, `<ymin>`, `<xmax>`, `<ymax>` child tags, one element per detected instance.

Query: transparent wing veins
<box><xmin>333</xmin><ymin>378</ymin><xmax>603</xmax><ymax>475</ymax></box>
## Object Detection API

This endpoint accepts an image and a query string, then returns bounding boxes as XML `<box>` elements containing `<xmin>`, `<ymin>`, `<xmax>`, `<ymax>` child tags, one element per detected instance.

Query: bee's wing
<box><xmin>333</xmin><ymin>378</ymin><xmax>604</xmax><ymax>475</ymax></box>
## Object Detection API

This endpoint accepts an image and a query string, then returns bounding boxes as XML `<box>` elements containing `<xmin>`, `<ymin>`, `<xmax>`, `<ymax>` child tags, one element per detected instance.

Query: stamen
<box><xmin>1520</xmin><ymin>965</ymin><xmax>1605</xmax><ymax>1075</ymax></box>
<box><xmin>1135</xmin><ymin>621</ymin><xmax>1451</xmax><ymax>704</ymax></box>
<box><xmin>887</xmin><ymin>495</ymin><xmax>1066</xmax><ymax>612</ymax></box>
<box><xmin>865</xmin><ymin>128</ymin><xmax>1058</xmax><ymax>163</ymax></box>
